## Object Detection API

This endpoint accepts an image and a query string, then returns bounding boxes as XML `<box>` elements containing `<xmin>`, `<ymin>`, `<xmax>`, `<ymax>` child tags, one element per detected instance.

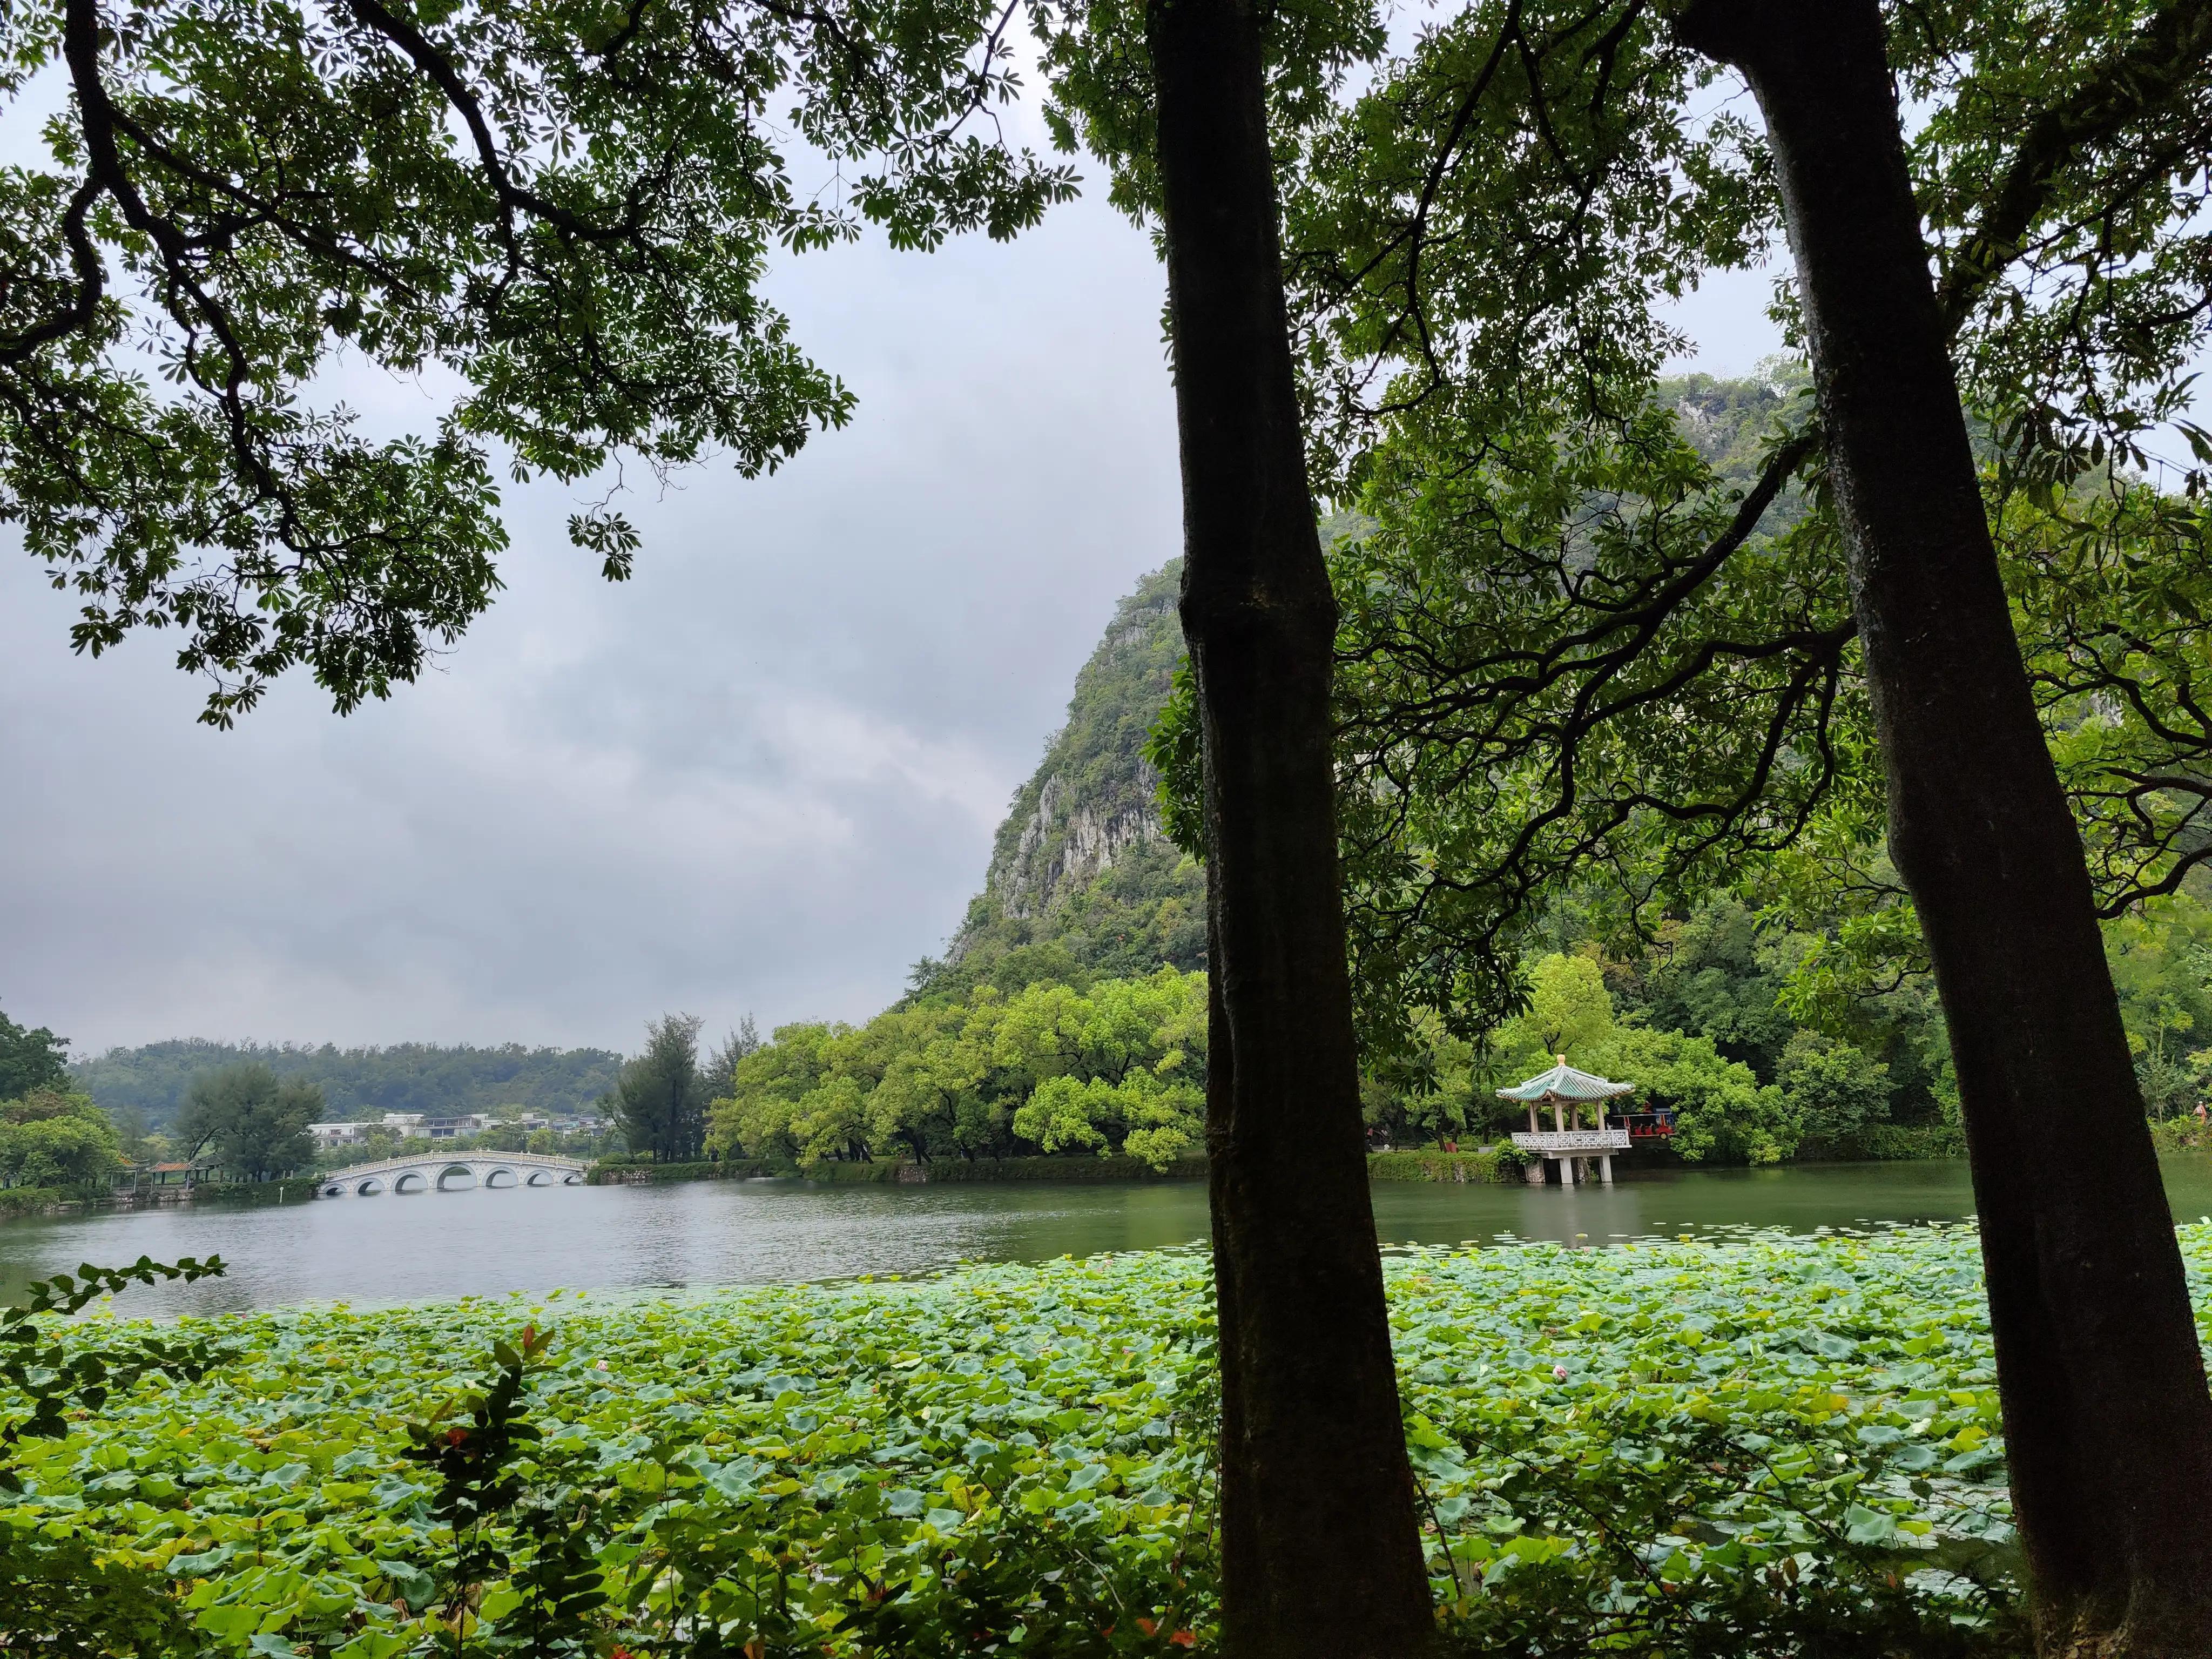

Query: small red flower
<box><xmin>447</xmin><ymin>1428</ymin><xmax>466</xmax><ymax>1446</ymax></box>
<box><xmin>1170</xmin><ymin>1633</ymin><xmax>1197</xmax><ymax>1648</ymax></box>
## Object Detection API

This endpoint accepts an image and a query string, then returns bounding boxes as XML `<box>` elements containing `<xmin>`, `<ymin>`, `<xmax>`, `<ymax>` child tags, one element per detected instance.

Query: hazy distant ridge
<box><xmin>70</xmin><ymin>1040</ymin><xmax>622</xmax><ymax>1129</ymax></box>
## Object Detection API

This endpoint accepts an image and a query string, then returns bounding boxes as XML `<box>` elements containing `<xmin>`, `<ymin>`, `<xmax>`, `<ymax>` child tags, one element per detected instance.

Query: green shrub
<box><xmin>1799</xmin><ymin>1123</ymin><xmax>1968</xmax><ymax>1162</ymax></box>
<box><xmin>907</xmin><ymin>1155</ymin><xmax>1208</xmax><ymax>1183</ymax></box>
<box><xmin>811</xmin><ymin>1158</ymin><xmax>901</xmax><ymax>1183</ymax></box>
<box><xmin>0</xmin><ymin>1255</ymin><xmax>228</xmax><ymax>1651</ymax></box>
<box><xmin>197</xmin><ymin>1175</ymin><xmax>322</xmax><ymax>1203</ymax></box>
<box><xmin>0</xmin><ymin>1184</ymin><xmax>103</xmax><ymax>1216</ymax></box>
<box><xmin>1777</xmin><ymin>1033</ymin><xmax>1893</xmax><ymax>1143</ymax></box>
<box><xmin>1368</xmin><ymin>1149</ymin><xmax>1514</xmax><ymax>1183</ymax></box>
<box><xmin>1591</xmin><ymin>1026</ymin><xmax>1801</xmax><ymax>1164</ymax></box>
<box><xmin>584</xmin><ymin>1159</ymin><xmax>771</xmax><ymax>1184</ymax></box>
<box><xmin>2150</xmin><ymin>1116</ymin><xmax>2212</xmax><ymax>1154</ymax></box>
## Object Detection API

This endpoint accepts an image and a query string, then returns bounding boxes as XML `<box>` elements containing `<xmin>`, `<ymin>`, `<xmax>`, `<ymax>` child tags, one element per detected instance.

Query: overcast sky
<box><xmin>0</xmin><ymin>107</ymin><xmax>1786</xmax><ymax>1059</ymax></box>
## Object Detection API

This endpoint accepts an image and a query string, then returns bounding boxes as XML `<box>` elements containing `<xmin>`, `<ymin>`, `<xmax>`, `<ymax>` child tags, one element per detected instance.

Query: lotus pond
<box><xmin>25</xmin><ymin>1222</ymin><xmax>2207</xmax><ymax>1656</ymax></box>
<box><xmin>30</xmin><ymin>1156</ymin><xmax>2212</xmax><ymax>1317</ymax></box>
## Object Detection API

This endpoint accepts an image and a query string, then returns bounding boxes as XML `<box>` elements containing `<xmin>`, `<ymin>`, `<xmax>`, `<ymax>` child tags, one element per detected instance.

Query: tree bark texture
<box><xmin>1677</xmin><ymin>2</ymin><xmax>2212</xmax><ymax>1652</ymax></box>
<box><xmin>1144</xmin><ymin>0</ymin><xmax>1438</xmax><ymax>1651</ymax></box>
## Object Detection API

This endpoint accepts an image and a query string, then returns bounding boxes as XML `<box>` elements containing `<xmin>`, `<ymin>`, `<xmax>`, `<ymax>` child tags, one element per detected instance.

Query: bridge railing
<box><xmin>316</xmin><ymin>1154</ymin><xmax>588</xmax><ymax>1196</ymax></box>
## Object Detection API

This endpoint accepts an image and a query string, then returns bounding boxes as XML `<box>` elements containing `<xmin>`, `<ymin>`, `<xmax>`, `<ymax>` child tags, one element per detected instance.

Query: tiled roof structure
<box><xmin>1496</xmin><ymin>1058</ymin><xmax>1635</xmax><ymax>1103</ymax></box>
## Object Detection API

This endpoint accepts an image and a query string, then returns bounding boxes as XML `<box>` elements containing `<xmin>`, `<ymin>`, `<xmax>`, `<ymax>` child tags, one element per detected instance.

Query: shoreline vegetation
<box><xmin>0</xmin><ymin>1176</ymin><xmax>326</xmax><ymax>1220</ymax></box>
<box><xmin>0</xmin><ymin>1123</ymin><xmax>2040</xmax><ymax>1220</ymax></box>
<box><xmin>591</xmin><ymin>1124</ymin><xmax>1970</xmax><ymax>1190</ymax></box>
<box><xmin>10</xmin><ymin>1222</ymin><xmax>2118</xmax><ymax>1656</ymax></box>
<box><xmin>0</xmin><ymin>1129</ymin><xmax>1991</xmax><ymax>1220</ymax></box>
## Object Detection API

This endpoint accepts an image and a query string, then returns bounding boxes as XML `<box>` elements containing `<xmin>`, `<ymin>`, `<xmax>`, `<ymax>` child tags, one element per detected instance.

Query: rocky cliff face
<box><xmin>921</xmin><ymin>563</ymin><xmax>1206</xmax><ymax>992</ymax></box>
<box><xmin>993</xmin><ymin>768</ymin><xmax>1164</xmax><ymax>921</ymax></box>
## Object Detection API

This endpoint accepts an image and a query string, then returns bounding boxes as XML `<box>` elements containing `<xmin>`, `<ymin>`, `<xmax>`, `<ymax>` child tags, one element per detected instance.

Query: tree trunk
<box><xmin>1144</xmin><ymin>0</ymin><xmax>1437</xmax><ymax>1651</ymax></box>
<box><xmin>1677</xmin><ymin>2</ymin><xmax>2212</xmax><ymax>1651</ymax></box>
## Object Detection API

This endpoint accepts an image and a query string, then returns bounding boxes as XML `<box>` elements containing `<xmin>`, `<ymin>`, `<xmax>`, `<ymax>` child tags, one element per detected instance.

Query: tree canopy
<box><xmin>3</xmin><ymin>0</ymin><xmax>1074</xmax><ymax>720</ymax></box>
<box><xmin>710</xmin><ymin>966</ymin><xmax>1207</xmax><ymax>1169</ymax></box>
<box><xmin>612</xmin><ymin>1013</ymin><xmax>709</xmax><ymax>1163</ymax></box>
<box><xmin>0</xmin><ymin>1088</ymin><xmax>124</xmax><ymax>1189</ymax></box>
<box><xmin>72</xmin><ymin>1039</ymin><xmax>622</xmax><ymax>1128</ymax></box>
<box><xmin>174</xmin><ymin>1062</ymin><xmax>319</xmax><ymax>1179</ymax></box>
<box><xmin>0</xmin><ymin>1006</ymin><xmax>69</xmax><ymax>1102</ymax></box>
<box><xmin>1129</xmin><ymin>0</ymin><xmax>2212</xmax><ymax>1063</ymax></box>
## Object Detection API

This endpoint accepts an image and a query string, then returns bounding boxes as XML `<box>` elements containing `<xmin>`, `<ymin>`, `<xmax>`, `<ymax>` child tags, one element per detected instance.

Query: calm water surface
<box><xmin>13</xmin><ymin>1158</ymin><xmax>2212</xmax><ymax>1317</ymax></box>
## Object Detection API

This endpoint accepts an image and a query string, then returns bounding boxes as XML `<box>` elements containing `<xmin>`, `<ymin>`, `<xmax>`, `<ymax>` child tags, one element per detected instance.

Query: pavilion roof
<box><xmin>1496</xmin><ymin>1058</ymin><xmax>1634</xmax><ymax>1103</ymax></box>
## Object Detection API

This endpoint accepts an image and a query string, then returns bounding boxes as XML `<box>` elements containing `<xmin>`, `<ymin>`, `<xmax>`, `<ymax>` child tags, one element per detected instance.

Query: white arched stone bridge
<box><xmin>316</xmin><ymin>1151</ymin><xmax>589</xmax><ymax>1197</ymax></box>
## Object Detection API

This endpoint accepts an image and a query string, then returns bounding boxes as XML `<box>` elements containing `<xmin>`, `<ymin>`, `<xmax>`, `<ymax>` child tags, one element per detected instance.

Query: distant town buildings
<box><xmin>306</xmin><ymin>1110</ymin><xmax>609</xmax><ymax>1152</ymax></box>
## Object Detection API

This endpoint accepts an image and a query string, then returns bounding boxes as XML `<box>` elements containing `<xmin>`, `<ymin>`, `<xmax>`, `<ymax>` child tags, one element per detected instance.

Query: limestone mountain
<box><xmin>911</xmin><ymin>562</ymin><xmax>1205</xmax><ymax>999</ymax></box>
<box><xmin>905</xmin><ymin>386</ymin><xmax>1782</xmax><ymax>1006</ymax></box>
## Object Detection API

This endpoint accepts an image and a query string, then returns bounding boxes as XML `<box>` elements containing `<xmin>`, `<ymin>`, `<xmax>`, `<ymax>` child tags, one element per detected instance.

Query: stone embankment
<box><xmin>0</xmin><ymin>1176</ymin><xmax>322</xmax><ymax>1217</ymax></box>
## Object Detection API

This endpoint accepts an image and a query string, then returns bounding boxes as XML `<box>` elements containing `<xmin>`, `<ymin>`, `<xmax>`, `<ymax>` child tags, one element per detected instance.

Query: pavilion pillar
<box><xmin>1504</xmin><ymin>1064</ymin><xmax>1635</xmax><ymax>1195</ymax></box>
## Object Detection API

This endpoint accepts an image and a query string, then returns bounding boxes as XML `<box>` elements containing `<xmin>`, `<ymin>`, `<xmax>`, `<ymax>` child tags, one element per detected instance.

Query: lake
<box><xmin>16</xmin><ymin>1157</ymin><xmax>2212</xmax><ymax>1317</ymax></box>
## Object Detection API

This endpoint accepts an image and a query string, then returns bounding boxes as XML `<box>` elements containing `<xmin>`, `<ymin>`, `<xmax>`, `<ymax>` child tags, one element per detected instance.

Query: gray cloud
<box><xmin>0</xmin><ymin>92</ymin><xmax>1800</xmax><ymax>1060</ymax></box>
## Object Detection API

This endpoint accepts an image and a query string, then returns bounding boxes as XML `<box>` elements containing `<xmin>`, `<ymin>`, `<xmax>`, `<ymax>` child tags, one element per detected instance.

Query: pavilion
<box><xmin>1500</xmin><ymin>1056</ymin><xmax>1634</xmax><ymax>1187</ymax></box>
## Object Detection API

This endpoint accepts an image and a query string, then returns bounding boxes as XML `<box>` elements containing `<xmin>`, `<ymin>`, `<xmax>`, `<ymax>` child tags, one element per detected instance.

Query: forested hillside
<box><xmin>712</xmin><ymin>967</ymin><xmax>1208</xmax><ymax>1170</ymax></box>
<box><xmin>70</xmin><ymin>1041</ymin><xmax>623</xmax><ymax>1128</ymax></box>
<box><xmin>1326</xmin><ymin>369</ymin><xmax>2212</xmax><ymax>1151</ymax></box>
<box><xmin>902</xmin><ymin>375</ymin><xmax>2212</xmax><ymax>1162</ymax></box>
<box><xmin>911</xmin><ymin>561</ymin><xmax>1205</xmax><ymax>997</ymax></box>
<box><xmin>918</xmin><ymin>385</ymin><xmax>1788</xmax><ymax>1008</ymax></box>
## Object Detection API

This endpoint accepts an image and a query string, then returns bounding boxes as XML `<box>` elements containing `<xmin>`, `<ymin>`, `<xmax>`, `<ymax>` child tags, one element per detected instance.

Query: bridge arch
<box><xmin>314</xmin><ymin>1151</ymin><xmax>591</xmax><ymax>1196</ymax></box>
<box><xmin>316</xmin><ymin>1159</ymin><xmax>588</xmax><ymax>1194</ymax></box>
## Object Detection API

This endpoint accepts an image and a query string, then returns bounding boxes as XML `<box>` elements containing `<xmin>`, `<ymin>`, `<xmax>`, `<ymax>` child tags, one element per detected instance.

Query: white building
<box><xmin>309</xmin><ymin>1114</ymin><xmax>503</xmax><ymax>1151</ymax></box>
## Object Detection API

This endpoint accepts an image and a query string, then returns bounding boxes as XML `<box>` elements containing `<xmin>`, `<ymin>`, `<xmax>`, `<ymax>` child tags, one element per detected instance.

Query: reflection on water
<box><xmin>10</xmin><ymin>1156</ymin><xmax>2212</xmax><ymax>1317</ymax></box>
